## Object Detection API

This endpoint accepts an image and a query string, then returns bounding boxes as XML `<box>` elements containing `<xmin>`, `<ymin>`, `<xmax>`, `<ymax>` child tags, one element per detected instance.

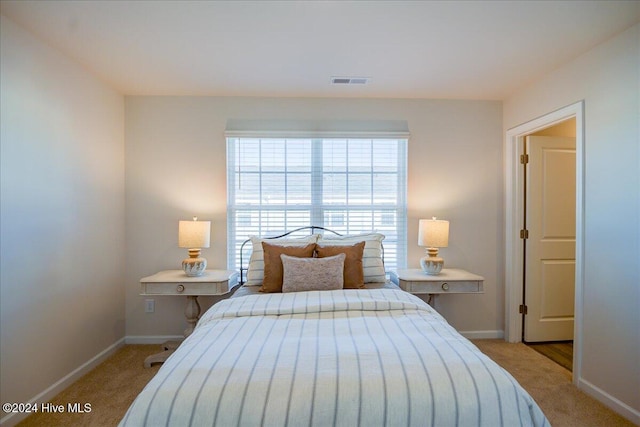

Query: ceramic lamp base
<box><xmin>420</xmin><ymin>256</ymin><xmax>443</xmax><ymax>275</ymax></box>
<box><xmin>182</xmin><ymin>257</ymin><xmax>207</xmax><ymax>277</ymax></box>
<box><xmin>420</xmin><ymin>247</ymin><xmax>444</xmax><ymax>275</ymax></box>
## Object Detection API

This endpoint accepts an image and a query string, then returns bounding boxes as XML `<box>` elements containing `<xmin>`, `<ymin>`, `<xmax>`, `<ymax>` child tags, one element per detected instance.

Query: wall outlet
<box><xmin>145</xmin><ymin>299</ymin><xmax>155</xmax><ymax>313</ymax></box>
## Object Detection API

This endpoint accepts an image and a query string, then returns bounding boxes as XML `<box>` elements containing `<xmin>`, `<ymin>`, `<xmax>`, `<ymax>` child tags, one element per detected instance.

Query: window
<box><xmin>227</xmin><ymin>136</ymin><xmax>407</xmax><ymax>272</ymax></box>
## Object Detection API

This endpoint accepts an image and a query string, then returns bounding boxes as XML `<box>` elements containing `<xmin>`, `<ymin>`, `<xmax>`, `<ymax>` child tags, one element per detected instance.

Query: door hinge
<box><xmin>519</xmin><ymin>304</ymin><xmax>528</xmax><ymax>315</ymax></box>
<box><xmin>520</xmin><ymin>229</ymin><xmax>529</xmax><ymax>239</ymax></box>
<box><xmin>520</xmin><ymin>154</ymin><xmax>529</xmax><ymax>164</ymax></box>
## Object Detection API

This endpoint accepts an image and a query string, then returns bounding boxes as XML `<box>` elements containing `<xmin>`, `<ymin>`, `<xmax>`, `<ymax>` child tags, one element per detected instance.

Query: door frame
<box><xmin>504</xmin><ymin>101</ymin><xmax>584</xmax><ymax>384</ymax></box>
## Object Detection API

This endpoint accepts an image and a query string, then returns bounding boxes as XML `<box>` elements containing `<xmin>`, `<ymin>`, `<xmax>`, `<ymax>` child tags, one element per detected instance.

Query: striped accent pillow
<box><xmin>317</xmin><ymin>233</ymin><xmax>386</xmax><ymax>283</ymax></box>
<box><xmin>245</xmin><ymin>234</ymin><xmax>320</xmax><ymax>286</ymax></box>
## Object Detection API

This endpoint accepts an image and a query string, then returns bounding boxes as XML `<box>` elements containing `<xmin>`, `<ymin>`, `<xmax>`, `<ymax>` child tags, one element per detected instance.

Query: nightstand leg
<box><xmin>144</xmin><ymin>296</ymin><xmax>201</xmax><ymax>368</ymax></box>
<box><xmin>184</xmin><ymin>295</ymin><xmax>201</xmax><ymax>337</ymax></box>
<box><xmin>143</xmin><ymin>341</ymin><xmax>181</xmax><ymax>368</ymax></box>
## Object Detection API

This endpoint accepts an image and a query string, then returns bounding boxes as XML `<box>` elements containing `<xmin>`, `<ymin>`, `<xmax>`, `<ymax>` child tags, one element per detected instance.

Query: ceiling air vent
<box><xmin>331</xmin><ymin>77</ymin><xmax>370</xmax><ymax>85</ymax></box>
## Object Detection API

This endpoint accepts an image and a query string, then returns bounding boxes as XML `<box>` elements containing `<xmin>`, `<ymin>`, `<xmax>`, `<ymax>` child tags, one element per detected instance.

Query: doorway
<box><xmin>504</xmin><ymin>101</ymin><xmax>585</xmax><ymax>384</ymax></box>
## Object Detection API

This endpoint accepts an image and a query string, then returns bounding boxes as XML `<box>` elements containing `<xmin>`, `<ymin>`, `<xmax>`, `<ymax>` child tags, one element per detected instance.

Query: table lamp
<box><xmin>418</xmin><ymin>217</ymin><xmax>449</xmax><ymax>275</ymax></box>
<box><xmin>178</xmin><ymin>216</ymin><xmax>211</xmax><ymax>276</ymax></box>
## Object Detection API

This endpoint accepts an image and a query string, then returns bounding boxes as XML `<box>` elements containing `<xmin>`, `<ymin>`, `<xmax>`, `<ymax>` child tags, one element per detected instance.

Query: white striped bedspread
<box><xmin>121</xmin><ymin>289</ymin><xmax>549</xmax><ymax>427</ymax></box>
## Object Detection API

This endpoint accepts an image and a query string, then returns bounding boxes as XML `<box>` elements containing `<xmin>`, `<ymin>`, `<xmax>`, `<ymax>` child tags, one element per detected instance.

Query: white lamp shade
<box><xmin>178</xmin><ymin>220</ymin><xmax>211</xmax><ymax>248</ymax></box>
<box><xmin>418</xmin><ymin>218</ymin><xmax>449</xmax><ymax>248</ymax></box>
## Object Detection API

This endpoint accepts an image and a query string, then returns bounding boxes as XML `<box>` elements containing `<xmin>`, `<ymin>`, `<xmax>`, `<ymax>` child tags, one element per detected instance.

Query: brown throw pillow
<box><xmin>315</xmin><ymin>241</ymin><xmax>365</xmax><ymax>289</ymax></box>
<box><xmin>260</xmin><ymin>241</ymin><xmax>316</xmax><ymax>293</ymax></box>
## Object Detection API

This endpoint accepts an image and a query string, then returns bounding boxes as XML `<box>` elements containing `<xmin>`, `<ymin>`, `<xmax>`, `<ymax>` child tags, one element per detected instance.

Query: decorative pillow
<box><xmin>260</xmin><ymin>242</ymin><xmax>316</xmax><ymax>293</ymax></box>
<box><xmin>315</xmin><ymin>241</ymin><xmax>365</xmax><ymax>289</ymax></box>
<box><xmin>317</xmin><ymin>233</ymin><xmax>386</xmax><ymax>282</ymax></box>
<box><xmin>245</xmin><ymin>234</ymin><xmax>319</xmax><ymax>286</ymax></box>
<box><xmin>281</xmin><ymin>253</ymin><xmax>346</xmax><ymax>293</ymax></box>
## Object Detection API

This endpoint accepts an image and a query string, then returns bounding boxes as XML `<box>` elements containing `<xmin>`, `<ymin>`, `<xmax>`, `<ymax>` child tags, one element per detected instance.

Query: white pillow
<box><xmin>245</xmin><ymin>234</ymin><xmax>320</xmax><ymax>286</ymax></box>
<box><xmin>317</xmin><ymin>232</ymin><xmax>386</xmax><ymax>283</ymax></box>
<box><xmin>280</xmin><ymin>253</ymin><xmax>345</xmax><ymax>293</ymax></box>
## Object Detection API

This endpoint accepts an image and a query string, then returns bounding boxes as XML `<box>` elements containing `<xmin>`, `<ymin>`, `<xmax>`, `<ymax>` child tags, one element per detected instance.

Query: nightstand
<box><xmin>140</xmin><ymin>269</ymin><xmax>238</xmax><ymax>367</ymax></box>
<box><xmin>390</xmin><ymin>268</ymin><xmax>484</xmax><ymax>306</ymax></box>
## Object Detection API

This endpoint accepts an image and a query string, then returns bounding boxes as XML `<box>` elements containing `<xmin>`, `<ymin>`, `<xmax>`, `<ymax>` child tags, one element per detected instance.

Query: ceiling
<box><xmin>1</xmin><ymin>1</ymin><xmax>638</xmax><ymax>100</ymax></box>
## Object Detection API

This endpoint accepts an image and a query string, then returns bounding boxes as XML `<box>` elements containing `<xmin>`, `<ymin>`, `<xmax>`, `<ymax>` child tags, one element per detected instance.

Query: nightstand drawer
<box><xmin>401</xmin><ymin>280</ymin><xmax>482</xmax><ymax>294</ymax></box>
<box><xmin>390</xmin><ymin>268</ymin><xmax>484</xmax><ymax>297</ymax></box>
<box><xmin>139</xmin><ymin>270</ymin><xmax>238</xmax><ymax>296</ymax></box>
<box><xmin>141</xmin><ymin>281</ymin><xmax>227</xmax><ymax>295</ymax></box>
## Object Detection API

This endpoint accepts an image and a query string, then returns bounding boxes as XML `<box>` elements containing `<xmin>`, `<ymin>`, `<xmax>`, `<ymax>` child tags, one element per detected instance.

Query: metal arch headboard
<box><xmin>238</xmin><ymin>225</ymin><xmax>385</xmax><ymax>286</ymax></box>
<box><xmin>239</xmin><ymin>226</ymin><xmax>343</xmax><ymax>285</ymax></box>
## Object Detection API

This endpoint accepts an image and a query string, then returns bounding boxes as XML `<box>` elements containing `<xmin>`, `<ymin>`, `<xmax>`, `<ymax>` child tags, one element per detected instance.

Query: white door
<box><xmin>524</xmin><ymin>136</ymin><xmax>576</xmax><ymax>342</ymax></box>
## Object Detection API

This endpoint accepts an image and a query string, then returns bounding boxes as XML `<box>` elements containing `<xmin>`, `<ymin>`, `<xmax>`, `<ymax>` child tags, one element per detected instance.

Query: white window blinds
<box><xmin>227</xmin><ymin>136</ymin><xmax>408</xmax><ymax>273</ymax></box>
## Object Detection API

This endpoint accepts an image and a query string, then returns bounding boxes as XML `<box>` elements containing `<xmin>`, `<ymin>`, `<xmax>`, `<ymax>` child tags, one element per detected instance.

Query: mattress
<box><xmin>121</xmin><ymin>288</ymin><xmax>548</xmax><ymax>426</ymax></box>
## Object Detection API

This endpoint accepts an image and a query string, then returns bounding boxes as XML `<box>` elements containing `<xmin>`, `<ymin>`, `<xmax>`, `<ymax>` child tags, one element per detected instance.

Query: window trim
<box><xmin>225</xmin><ymin>130</ymin><xmax>410</xmax><ymax>139</ymax></box>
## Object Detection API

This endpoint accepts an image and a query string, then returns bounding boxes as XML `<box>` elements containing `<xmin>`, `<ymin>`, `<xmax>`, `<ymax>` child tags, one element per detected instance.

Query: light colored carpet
<box><xmin>16</xmin><ymin>341</ymin><xmax>635</xmax><ymax>426</ymax></box>
<box><xmin>473</xmin><ymin>340</ymin><xmax>635</xmax><ymax>427</ymax></box>
<box><xmin>17</xmin><ymin>345</ymin><xmax>161</xmax><ymax>427</ymax></box>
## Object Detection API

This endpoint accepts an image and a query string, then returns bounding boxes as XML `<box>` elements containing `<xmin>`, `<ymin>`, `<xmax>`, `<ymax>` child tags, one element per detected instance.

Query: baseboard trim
<box><xmin>125</xmin><ymin>335</ymin><xmax>183</xmax><ymax>344</ymax></box>
<box><xmin>578</xmin><ymin>378</ymin><xmax>640</xmax><ymax>425</ymax></box>
<box><xmin>0</xmin><ymin>338</ymin><xmax>125</xmax><ymax>427</ymax></box>
<box><xmin>459</xmin><ymin>330</ymin><xmax>504</xmax><ymax>339</ymax></box>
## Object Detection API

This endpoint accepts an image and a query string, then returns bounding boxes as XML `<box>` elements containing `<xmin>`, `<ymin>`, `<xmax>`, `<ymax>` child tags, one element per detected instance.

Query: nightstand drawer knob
<box><xmin>441</xmin><ymin>282</ymin><xmax>449</xmax><ymax>291</ymax></box>
<box><xmin>176</xmin><ymin>284</ymin><xmax>185</xmax><ymax>293</ymax></box>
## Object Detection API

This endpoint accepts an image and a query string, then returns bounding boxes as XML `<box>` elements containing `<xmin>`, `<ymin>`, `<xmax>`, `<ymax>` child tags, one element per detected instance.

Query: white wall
<box><xmin>124</xmin><ymin>97</ymin><xmax>503</xmax><ymax>338</ymax></box>
<box><xmin>0</xmin><ymin>14</ymin><xmax>125</xmax><ymax>420</ymax></box>
<box><xmin>504</xmin><ymin>24</ymin><xmax>639</xmax><ymax>421</ymax></box>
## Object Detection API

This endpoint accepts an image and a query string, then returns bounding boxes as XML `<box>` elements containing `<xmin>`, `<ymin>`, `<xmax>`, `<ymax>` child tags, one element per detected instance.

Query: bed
<box><xmin>121</xmin><ymin>228</ymin><xmax>548</xmax><ymax>427</ymax></box>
